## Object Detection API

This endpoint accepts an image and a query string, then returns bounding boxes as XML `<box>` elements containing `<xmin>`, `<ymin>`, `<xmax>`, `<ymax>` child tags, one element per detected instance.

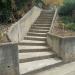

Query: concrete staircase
<box><xmin>18</xmin><ymin>10</ymin><xmax>63</xmax><ymax>75</ymax></box>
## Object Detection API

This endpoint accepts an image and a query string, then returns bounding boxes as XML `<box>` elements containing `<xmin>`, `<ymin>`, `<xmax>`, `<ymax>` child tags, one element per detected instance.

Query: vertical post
<box><xmin>18</xmin><ymin>22</ymin><xmax>20</xmax><ymax>43</ymax></box>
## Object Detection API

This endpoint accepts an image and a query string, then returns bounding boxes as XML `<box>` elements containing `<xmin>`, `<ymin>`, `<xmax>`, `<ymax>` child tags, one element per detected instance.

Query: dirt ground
<box><xmin>51</xmin><ymin>21</ymin><xmax>75</xmax><ymax>36</ymax></box>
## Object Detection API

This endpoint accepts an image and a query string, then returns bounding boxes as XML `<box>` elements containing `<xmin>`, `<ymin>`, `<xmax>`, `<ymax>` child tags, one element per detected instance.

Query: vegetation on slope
<box><xmin>58</xmin><ymin>0</ymin><xmax>75</xmax><ymax>31</ymax></box>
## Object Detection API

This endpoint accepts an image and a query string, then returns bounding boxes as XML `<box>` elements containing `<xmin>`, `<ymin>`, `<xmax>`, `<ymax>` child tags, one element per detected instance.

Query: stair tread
<box><xmin>34</xmin><ymin>24</ymin><xmax>50</xmax><ymax>25</ymax></box>
<box><xmin>18</xmin><ymin>45</ymin><xmax>48</xmax><ymax>50</ymax></box>
<box><xmin>31</xmin><ymin>26</ymin><xmax>49</xmax><ymax>28</ymax></box>
<box><xmin>24</xmin><ymin>36</ymin><xmax>46</xmax><ymax>38</ymax></box>
<box><xmin>19</xmin><ymin>58</ymin><xmax>62</xmax><ymax>74</ymax></box>
<box><xmin>28</xmin><ymin>32</ymin><xmax>47</xmax><ymax>34</ymax></box>
<box><xmin>30</xmin><ymin>29</ymin><xmax>49</xmax><ymax>31</ymax></box>
<box><xmin>19</xmin><ymin>51</ymin><xmax>53</xmax><ymax>59</ymax></box>
<box><xmin>20</xmin><ymin>40</ymin><xmax>45</xmax><ymax>43</ymax></box>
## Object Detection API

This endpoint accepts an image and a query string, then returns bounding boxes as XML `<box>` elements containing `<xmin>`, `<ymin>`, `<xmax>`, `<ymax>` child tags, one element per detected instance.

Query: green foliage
<box><xmin>64</xmin><ymin>23</ymin><xmax>75</xmax><ymax>31</ymax></box>
<box><xmin>61</xmin><ymin>16</ymin><xmax>75</xmax><ymax>24</ymax></box>
<box><xmin>58</xmin><ymin>0</ymin><xmax>75</xmax><ymax>31</ymax></box>
<box><xmin>58</xmin><ymin>0</ymin><xmax>75</xmax><ymax>16</ymax></box>
<box><xmin>16</xmin><ymin>0</ymin><xmax>30</xmax><ymax>10</ymax></box>
<box><xmin>0</xmin><ymin>0</ymin><xmax>12</xmax><ymax>23</ymax></box>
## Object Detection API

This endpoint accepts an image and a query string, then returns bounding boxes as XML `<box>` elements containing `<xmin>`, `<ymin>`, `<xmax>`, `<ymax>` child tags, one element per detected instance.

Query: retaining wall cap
<box><xmin>0</xmin><ymin>42</ymin><xmax>18</xmax><ymax>46</ymax></box>
<box><xmin>47</xmin><ymin>32</ymin><xmax>75</xmax><ymax>39</ymax></box>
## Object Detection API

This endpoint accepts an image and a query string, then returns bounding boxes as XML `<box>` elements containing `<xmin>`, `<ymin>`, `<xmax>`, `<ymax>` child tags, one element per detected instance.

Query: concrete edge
<box><xmin>0</xmin><ymin>42</ymin><xmax>18</xmax><ymax>46</ymax></box>
<box><xmin>47</xmin><ymin>32</ymin><xmax>75</xmax><ymax>39</ymax></box>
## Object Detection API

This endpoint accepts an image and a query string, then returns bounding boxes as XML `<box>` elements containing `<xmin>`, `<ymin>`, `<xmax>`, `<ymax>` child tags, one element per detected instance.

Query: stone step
<box><xmin>24</xmin><ymin>36</ymin><xmax>46</xmax><ymax>41</ymax></box>
<box><xmin>19</xmin><ymin>58</ymin><xmax>62</xmax><ymax>75</ymax></box>
<box><xmin>29</xmin><ymin>29</ymin><xmax>49</xmax><ymax>33</ymax></box>
<box><xmin>18</xmin><ymin>45</ymin><xmax>49</xmax><ymax>53</ymax></box>
<box><xmin>27</xmin><ymin>32</ymin><xmax>47</xmax><ymax>37</ymax></box>
<box><xmin>19</xmin><ymin>40</ymin><xmax>46</xmax><ymax>46</ymax></box>
<box><xmin>19</xmin><ymin>51</ymin><xmax>55</xmax><ymax>63</ymax></box>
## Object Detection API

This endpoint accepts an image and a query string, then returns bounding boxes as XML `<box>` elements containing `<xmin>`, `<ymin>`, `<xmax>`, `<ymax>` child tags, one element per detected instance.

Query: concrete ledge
<box><xmin>7</xmin><ymin>6</ymin><xmax>42</xmax><ymax>42</ymax></box>
<box><xmin>0</xmin><ymin>42</ymin><xmax>19</xmax><ymax>75</ymax></box>
<box><xmin>47</xmin><ymin>32</ymin><xmax>75</xmax><ymax>62</ymax></box>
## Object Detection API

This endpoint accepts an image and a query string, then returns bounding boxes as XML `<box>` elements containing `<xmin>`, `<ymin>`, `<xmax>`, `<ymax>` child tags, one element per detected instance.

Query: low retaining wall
<box><xmin>7</xmin><ymin>6</ymin><xmax>42</xmax><ymax>42</ymax></box>
<box><xmin>0</xmin><ymin>43</ymin><xmax>19</xmax><ymax>75</ymax></box>
<box><xmin>47</xmin><ymin>33</ymin><xmax>75</xmax><ymax>62</ymax></box>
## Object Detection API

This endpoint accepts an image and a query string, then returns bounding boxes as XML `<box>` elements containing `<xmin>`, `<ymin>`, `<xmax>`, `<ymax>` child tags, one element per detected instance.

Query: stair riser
<box><xmin>27</xmin><ymin>33</ymin><xmax>47</xmax><ymax>37</ymax></box>
<box><xmin>24</xmin><ymin>37</ymin><xmax>46</xmax><ymax>41</ymax></box>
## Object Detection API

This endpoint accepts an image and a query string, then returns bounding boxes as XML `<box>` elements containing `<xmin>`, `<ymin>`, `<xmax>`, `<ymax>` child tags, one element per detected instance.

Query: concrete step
<box><xmin>18</xmin><ymin>45</ymin><xmax>49</xmax><ymax>53</ymax></box>
<box><xmin>24</xmin><ymin>36</ymin><xmax>46</xmax><ymax>41</ymax></box>
<box><xmin>31</xmin><ymin>26</ymin><xmax>49</xmax><ymax>30</ymax></box>
<box><xmin>27</xmin><ymin>32</ymin><xmax>47</xmax><ymax>37</ymax></box>
<box><xmin>36</xmin><ymin>19</ymin><xmax>52</xmax><ymax>21</ymax></box>
<box><xmin>40</xmin><ymin>14</ymin><xmax>53</xmax><ymax>16</ymax></box>
<box><xmin>19</xmin><ymin>51</ymin><xmax>55</xmax><ymax>63</ymax></box>
<box><xmin>29</xmin><ymin>29</ymin><xmax>49</xmax><ymax>33</ymax></box>
<box><xmin>35</xmin><ymin>21</ymin><xmax>51</xmax><ymax>24</ymax></box>
<box><xmin>33</xmin><ymin>24</ymin><xmax>50</xmax><ymax>27</ymax></box>
<box><xmin>31</xmin><ymin>61</ymin><xmax>75</xmax><ymax>75</ymax></box>
<box><xmin>19</xmin><ymin>58</ymin><xmax>62</xmax><ymax>75</ymax></box>
<box><xmin>31</xmin><ymin>25</ymin><xmax>50</xmax><ymax>28</ymax></box>
<box><xmin>38</xmin><ymin>16</ymin><xmax>53</xmax><ymax>18</ymax></box>
<box><xmin>19</xmin><ymin>40</ymin><xmax>46</xmax><ymax>46</ymax></box>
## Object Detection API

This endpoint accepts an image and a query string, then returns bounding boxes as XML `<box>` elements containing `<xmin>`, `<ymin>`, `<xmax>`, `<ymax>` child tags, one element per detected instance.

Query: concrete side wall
<box><xmin>47</xmin><ymin>33</ymin><xmax>75</xmax><ymax>62</ymax></box>
<box><xmin>0</xmin><ymin>43</ymin><xmax>19</xmax><ymax>75</ymax></box>
<box><xmin>7</xmin><ymin>6</ymin><xmax>42</xmax><ymax>42</ymax></box>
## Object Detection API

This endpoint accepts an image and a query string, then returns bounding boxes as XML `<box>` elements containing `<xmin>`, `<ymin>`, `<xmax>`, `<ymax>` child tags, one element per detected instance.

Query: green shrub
<box><xmin>64</xmin><ymin>23</ymin><xmax>75</xmax><ymax>31</ymax></box>
<box><xmin>61</xmin><ymin>16</ymin><xmax>74</xmax><ymax>24</ymax></box>
<box><xmin>58</xmin><ymin>0</ymin><xmax>75</xmax><ymax>16</ymax></box>
<box><xmin>0</xmin><ymin>0</ymin><xmax>12</xmax><ymax>23</ymax></box>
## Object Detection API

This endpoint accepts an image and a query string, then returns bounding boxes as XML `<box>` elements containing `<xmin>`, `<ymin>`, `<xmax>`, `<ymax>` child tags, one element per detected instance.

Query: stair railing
<box><xmin>49</xmin><ymin>7</ymin><xmax>58</xmax><ymax>33</ymax></box>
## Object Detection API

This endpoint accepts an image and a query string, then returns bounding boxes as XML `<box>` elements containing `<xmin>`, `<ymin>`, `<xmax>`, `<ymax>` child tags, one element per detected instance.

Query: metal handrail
<box><xmin>49</xmin><ymin>7</ymin><xmax>58</xmax><ymax>33</ymax></box>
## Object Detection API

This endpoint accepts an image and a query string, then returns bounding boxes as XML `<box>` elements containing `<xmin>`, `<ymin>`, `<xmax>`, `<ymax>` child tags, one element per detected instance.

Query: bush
<box><xmin>64</xmin><ymin>23</ymin><xmax>75</xmax><ymax>31</ymax></box>
<box><xmin>58</xmin><ymin>0</ymin><xmax>75</xmax><ymax>16</ymax></box>
<box><xmin>0</xmin><ymin>0</ymin><xmax>12</xmax><ymax>23</ymax></box>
